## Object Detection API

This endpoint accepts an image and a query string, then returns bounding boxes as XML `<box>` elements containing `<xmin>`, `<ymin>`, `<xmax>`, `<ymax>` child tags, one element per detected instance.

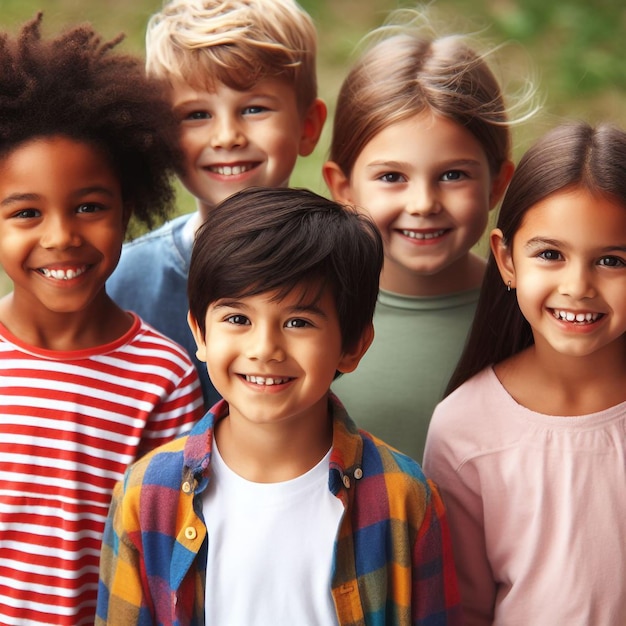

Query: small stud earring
<box><xmin>507</xmin><ymin>280</ymin><xmax>511</xmax><ymax>292</ymax></box>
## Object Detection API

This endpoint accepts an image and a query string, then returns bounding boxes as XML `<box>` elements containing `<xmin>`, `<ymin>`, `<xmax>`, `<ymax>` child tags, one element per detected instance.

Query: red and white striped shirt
<box><xmin>0</xmin><ymin>314</ymin><xmax>204</xmax><ymax>626</ymax></box>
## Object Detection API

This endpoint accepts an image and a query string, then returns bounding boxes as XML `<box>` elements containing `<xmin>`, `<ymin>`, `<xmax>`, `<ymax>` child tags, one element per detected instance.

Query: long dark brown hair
<box><xmin>446</xmin><ymin>121</ymin><xmax>626</xmax><ymax>395</ymax></box>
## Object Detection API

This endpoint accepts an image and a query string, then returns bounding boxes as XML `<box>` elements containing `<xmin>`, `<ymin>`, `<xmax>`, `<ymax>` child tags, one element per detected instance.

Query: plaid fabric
<box><xmin>97</xmin><ymin>395</ymin><xmax>462</xmax><ymax>626</ymax></box>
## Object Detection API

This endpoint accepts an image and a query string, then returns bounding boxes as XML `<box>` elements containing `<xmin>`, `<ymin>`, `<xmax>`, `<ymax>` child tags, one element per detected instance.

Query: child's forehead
<box><xmin>1</xmin><ymin>135</ymin><xmax>118</xmax><ymax>181</ymax></box>
<box><xmin>212</xmin><ymin>282</ymin><xmax>332</xmax><ymax>311</ymax></box>
<box><xmin>171</xmin><ymin>73</ymin><xmax>294</xmax><ymax>99</ymax></box>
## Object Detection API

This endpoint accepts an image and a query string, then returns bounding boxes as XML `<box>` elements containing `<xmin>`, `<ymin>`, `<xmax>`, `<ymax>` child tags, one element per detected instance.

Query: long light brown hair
<box><xmin>330</xmin><ymin>9</ymin><xmax>536</xmax><ymax>179</ymax></box>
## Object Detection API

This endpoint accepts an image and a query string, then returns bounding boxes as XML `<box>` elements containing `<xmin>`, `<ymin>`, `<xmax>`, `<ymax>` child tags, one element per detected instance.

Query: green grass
<box><xmin>1</xmin><ymin>0</ymin><xmax>626</xmax><ymax>294</ymax></box>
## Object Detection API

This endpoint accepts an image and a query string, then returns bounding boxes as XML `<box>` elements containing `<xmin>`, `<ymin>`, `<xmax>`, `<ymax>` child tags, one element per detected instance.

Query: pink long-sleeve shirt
<box><xmin>424</xmin><ymin>366</ymin><xmax>626</xmax><ymax>626</ymax></box>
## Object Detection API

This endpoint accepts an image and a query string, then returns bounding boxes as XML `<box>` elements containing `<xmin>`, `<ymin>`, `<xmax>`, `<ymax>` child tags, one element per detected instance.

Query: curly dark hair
<box><xmin>0</xmin><ymin>13</ymin><xmax>182</xmax><ymax>231</ymax></box>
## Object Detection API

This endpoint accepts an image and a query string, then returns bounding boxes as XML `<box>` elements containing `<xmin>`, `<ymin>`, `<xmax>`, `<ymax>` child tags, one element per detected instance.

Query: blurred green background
<box><xmin>1</xmin><ymin>0</ymin><xmax>626</xmax><ymax>296</ymax></box>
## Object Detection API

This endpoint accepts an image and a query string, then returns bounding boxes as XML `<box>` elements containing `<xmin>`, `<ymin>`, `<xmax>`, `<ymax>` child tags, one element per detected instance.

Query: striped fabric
<box><xmin>97</xmin><ymin>396</ymin><xmax>462</xmax><ymax>626</ymax></box>
<box><xmin>0</xmin><ymin>315</ymin><xmax>204</xmax><ymax>626</ymax></box>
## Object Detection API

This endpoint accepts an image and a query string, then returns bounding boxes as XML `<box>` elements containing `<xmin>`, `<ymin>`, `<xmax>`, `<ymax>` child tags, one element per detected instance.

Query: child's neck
<box><xmin>496</xmin><ymin>340</ymin><xmax>626</xmax><ymax>416</ymax></box>
<box><xmin>0</xmin><ymin>292</ymin><xmax>132</xmax><ymax>351</ymax></box>
<box><xmin>189</xmin><ymin>207</ymin><xmax>206</xmax><ymax>235</ymax></box>
<box><xmin>381</xmin><ymin>252</ymin><xmax>486</xmax><ymax>296</ymax></box>
<box><xmin>213</xmin><ymin>402</ymin><xmax>334</xmax><ymax>483</ymax></box>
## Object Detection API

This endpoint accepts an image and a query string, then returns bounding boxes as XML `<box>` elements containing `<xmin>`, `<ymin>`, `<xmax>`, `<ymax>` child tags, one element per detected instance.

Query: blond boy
<box><xmin>107</xmin><ymin>0</ymin><xmax>326</xmax><ymax>406</ymax></box>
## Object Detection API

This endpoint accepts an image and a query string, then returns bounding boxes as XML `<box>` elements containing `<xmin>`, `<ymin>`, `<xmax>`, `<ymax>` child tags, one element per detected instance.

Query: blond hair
<box><xmin>330</xmin><ymin>9</ymin><xmax>537</xmax><ymax>177</ymax></box>
<box><xmin>146</xmin><ymin>0</ymin><xmax>318</xmax><ymax>112</ymax></box>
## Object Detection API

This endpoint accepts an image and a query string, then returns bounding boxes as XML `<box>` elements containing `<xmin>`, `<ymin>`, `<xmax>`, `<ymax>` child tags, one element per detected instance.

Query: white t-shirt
<box><xmin>202</xmin><ymin>443</ymin><xmax>343</xmax><ymax>625</ymax></box>
<box><xmin>423</xmin><ymin>366</ymin><xmax>626</xmax><ymax>626</ymax></box>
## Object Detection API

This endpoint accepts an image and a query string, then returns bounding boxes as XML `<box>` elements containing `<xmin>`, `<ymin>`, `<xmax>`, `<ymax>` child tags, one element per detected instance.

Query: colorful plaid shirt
<box><xmin>97</xmin><ymin>395</ymin><xmax>462</xmax><ymax>625</ymax></box>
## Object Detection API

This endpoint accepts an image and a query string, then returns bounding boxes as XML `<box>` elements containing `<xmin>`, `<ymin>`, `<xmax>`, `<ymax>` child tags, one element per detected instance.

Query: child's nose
<box><xmin>407</xmin><ymin>182</ymin><xmax>442</xmax><ymax>216</ymax></box>
<box><xmin>245</xmin><ymin>326</ymin><xmax>285</xmax><ymax>362</ymax></box>
<box><xmin>40</xmin><ymin>215</ymin><xmax>81</xmax><ymax>250</ymax></box>
<box><xmin>558</xmin><ymin>263</ymin><xmax>596</xmax><ymax>300</ymax></box>
<box><xmin>210</xmin><ymin>116</ymin><xmax>246</xmax><ymax>150</ymax></box>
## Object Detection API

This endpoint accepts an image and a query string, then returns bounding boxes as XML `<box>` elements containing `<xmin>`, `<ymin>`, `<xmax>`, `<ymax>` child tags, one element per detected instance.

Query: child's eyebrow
<box><xmin>1</xmin><ymin>187</ymin><xmax>116</xmax><ymax>206</ymax></box>
<box><xmin>524</xmin><ymin>236</ymin><xmax>562</xmax><ymax>249</ymax></box>
<box><xmin>365</xmin><ymin>158</ymin><xmax>482</xmax><ymax>170</ymax></box>
<box><xmin>212</xmin><ymin>299</ymin><xmax>328</xmax><ymax>318</ymax></box>
<box><xmin>72</xmin><ymin>186</ymin><xmax>118</xmax><ymax>198</ymax></box>
<box><xmin>285</xmin><ymin>303</ymin><xmax>328</xmax><ymax>319</ymax></box>
<box><xmin>524</xmin><ymin>236</ymin><xmax>626</xmax><ymax>254</ymax></box>
<box><xmin>212</xmin><ymin>299</ymin><xmax>249</xmax><ymax>310</ymax></box>
<box><xmin>365</xmin><ymin>159</ymin><xmax>411</xmax><ymax>171</ymax></box>
<box><xmin>1</xmin><ymin>192</ymin><xmax>40</xmax><ymax>206</ymax></box>
<box><xmin>247</xmin><ymin>92</ymin><xmax>281</xmax><ymax>102</ymax></box>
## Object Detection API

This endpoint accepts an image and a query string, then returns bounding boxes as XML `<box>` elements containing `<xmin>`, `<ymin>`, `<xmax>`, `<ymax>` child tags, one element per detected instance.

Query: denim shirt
<box><xmin>107</xmin><ymin>213</ymin><xmax>218</xmax><ymax>408</ymax></box>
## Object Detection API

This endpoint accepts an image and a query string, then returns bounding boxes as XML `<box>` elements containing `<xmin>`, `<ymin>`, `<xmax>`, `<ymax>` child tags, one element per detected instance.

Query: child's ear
<box><xmin>187</xmin><ymin>311</ymin><xmax>208</xmax><ymax>363</ymax></box>
<box><xmin>337</xmin><ymin>324</ymin><xmax>374</xmax><ymax>374</ymax></box>
<box><xmin>490</xmin><ymin>228</ymin><xmax>516</xmax><ymax>289</ymax></box>
<box><xmin>298</xmin><ymin>98</ymin><xmax>327</xmax><ymax>157</ymax></box>
<box><xmin>488</xmin><ymin>160</ymin><xmax>515</xmax><ymax>210</ymax></box>
<box><xmin>322</xmin><ymin>161</ymin><xmax>353</xmax><ymax>205</ymax></box>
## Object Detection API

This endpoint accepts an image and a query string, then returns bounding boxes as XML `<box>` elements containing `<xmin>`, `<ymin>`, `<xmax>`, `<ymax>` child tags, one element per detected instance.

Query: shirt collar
<box><xmin>182</xmin><ymin>395</ymin><xmax>364</xmax><ymax>495</ymax></box>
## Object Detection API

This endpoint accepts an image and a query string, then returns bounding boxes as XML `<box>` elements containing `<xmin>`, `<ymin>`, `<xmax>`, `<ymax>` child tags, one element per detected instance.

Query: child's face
<box><xmin>170</xmin><ymin>77</ymin><xmax>323</xmax><ymax>218</ymax></box>
<box><xmin>189</xmin><ymin>286</ymin><xmax>369</xmax><ymax>430</ymax></box>
<box><xmin>325</xmin><ymin>111</ymin><xmax>511</xmax><ymax>295</ymax></box>
<box><xmin>0</xmin><ymin>136</ymin><xmax>126</xmax><ymax>316</ymax></box>
<box><xmin>492</xmin><ymin>187</ymin><xmax>626</xmax><ymax>362</ymax></box>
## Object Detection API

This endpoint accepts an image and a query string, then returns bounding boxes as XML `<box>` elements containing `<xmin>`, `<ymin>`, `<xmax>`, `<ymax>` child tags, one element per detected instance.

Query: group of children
<box><xmin>0</xmin><ymin>1</ymin><xmax>625</xmax><ymax>625</ymax></box>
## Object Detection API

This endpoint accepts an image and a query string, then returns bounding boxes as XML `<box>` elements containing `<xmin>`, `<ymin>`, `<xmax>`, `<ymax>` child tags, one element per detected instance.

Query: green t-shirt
<box><xmin>332</xmin><ymin>288</ymin><xmax>479</xmax><ymax>463</ymax></box>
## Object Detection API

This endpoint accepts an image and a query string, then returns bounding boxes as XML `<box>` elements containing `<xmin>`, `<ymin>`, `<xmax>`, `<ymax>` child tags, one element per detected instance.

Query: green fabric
<box><xmin>332</xmin><ymin>288</ymin><xmax>479</xmax><ymax>463</ymax></box>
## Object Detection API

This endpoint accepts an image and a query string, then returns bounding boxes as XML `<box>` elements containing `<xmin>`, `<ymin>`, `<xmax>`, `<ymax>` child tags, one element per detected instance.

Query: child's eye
<box><xmin>185</xmin><ymin>110</ymin><xmax>210</xmax><ymax>121</ymax></box>
<box><xmin>598</xmin><ymin>256</ymin><xmax>626</xmax><ymax>267</ymax></box>
<box><xmin>12</xmin><ymin>208</ymin><xmax>40</xmax><ymax>219</ymax></box>
<box><xmin>242</xmin><ymin>105</ymin><xmax>268</xmax><ymax>115</ymax></box>
<box><xmin>538</xmin><ymin>250</ymin><xmax>562</xmax><ymax>261</ymax></box>
<box><xmin>441</xmin><ymin>170</ymin><xmax>464</xmax><ymax>182</ymax></box>
<box><xmin>285</xmin><ymin>318</ymin><xmax>310</xmax><ymax>329</ymax></box>
<box><xmin>226</xmin><ymin>314</ymin><xmax>250</xmax><ymax>325</ymax></box>
<box><xmin>76</xmin><ymin>203</ymin><xmax>103</xmax><ymax>214</ymax></box>
<box><xmin>379</xmin><ymin>172</ymin><xmax>406</xmax><ymax>184</ymax></box>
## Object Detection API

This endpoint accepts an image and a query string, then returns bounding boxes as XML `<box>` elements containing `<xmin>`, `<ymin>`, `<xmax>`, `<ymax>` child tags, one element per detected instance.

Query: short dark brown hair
<box><xmin>0</xmin><ymin>13</ymin><xmax>182</xmax><ymax>230</ymax></box>
<box><xmin>188</xmin><ymin>187</ymin><xmax>383</xmax><ymax>351</ymax></box>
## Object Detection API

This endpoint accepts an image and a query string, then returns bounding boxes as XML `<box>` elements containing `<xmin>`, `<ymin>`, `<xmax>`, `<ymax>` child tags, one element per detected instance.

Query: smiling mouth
<box><xmin>400</xmin><ymin>229</ymin><xmax>447</xmax><ymax>240</ymax></box>
<box><xmin>551</xmin><ymin>309</ymin><xmax>602</xmax><ymax>324</ymax></box>
<box><xmin>244</xmin><ymin>375</ymin><xmax>293</xmax><ymax>386</ymax></box>
<box><xmin>207</xmin><ymin>163</ymin><xmax>258</xmax><ymax>176</ymax></box>
<box><xmin>38</xmin><ymin>266</ymin><xmax>89</xmax><ymax>280</ymax></box>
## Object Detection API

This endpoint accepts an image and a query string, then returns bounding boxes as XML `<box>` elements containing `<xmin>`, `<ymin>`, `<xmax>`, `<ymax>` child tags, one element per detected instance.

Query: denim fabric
<box><xmin>108</xmin><ymin>213</ymin><xmax>218</xmax><ymax>408</ymax></box>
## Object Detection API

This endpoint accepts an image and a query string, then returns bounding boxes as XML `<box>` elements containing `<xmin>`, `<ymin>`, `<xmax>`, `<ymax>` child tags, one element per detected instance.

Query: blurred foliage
<box><xmin>491</xmin><ymin>0</ymin><xmax>626</xmax><ymax>96</ymax></box>
<box><xmin>1</xmin><ymin>0</ymin><xmax>626</xmax><ymax>293</ymax></box>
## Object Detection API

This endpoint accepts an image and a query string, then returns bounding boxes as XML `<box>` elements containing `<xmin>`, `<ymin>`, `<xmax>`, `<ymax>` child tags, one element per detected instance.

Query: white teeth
<box><xmin>245</xmin><ymin>375</ymin><xmax>289</xmax><ymax>386</ymax></box>
<box><xmin>401</xmin><ymin>229</ymin><xmax>446</xmax><ymax>240</ymax></box>
<box><xmin>40</xmin><ymin>266</ymin><xmax>87</xmax><ymax>280</ymax></box>
<box><xmin>210</xmin><ymin>164</ymin><xmax>254</xmax><ymax>176</ymax></box>
<box><xmin>553</xmin><ymin>309</ymin><xmax>599</xmax><ymax>323</ymax></box>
